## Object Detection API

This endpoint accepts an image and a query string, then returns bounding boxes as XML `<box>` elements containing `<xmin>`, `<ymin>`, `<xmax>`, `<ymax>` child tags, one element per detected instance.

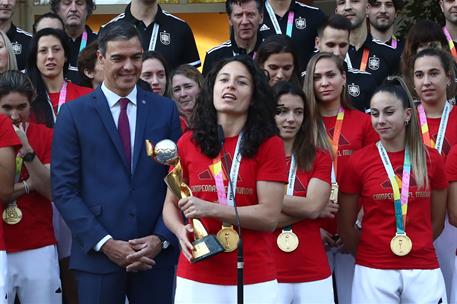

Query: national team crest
<box><xmin>348</xmin><ymin>83</ymin><xmax>360</xmax><ymax>97</ymax></box>
<box><xmin>11</xmin><ymin>42</ymin><xmax>21</xmax><ymax>55</ymax></box>
<box><xmin>295</xmin><ymin>17</ymin><xmax>306</xmax><ymax>30</ymax></box>
<box><xmin>160</xmin><ymin>31</ymin><xmax>171</xmax><ymax>45</ymax></box>
<box><xmin>368</xmin><ymin>55</ymin><xmax>380</xmax><ymax>70</ymax></box>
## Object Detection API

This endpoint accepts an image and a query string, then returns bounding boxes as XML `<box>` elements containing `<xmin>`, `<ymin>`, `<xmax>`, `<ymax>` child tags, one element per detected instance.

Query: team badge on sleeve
<box><xmin>295</xmin><ymin>17</ymin><xmax>306</xmax><ymax>30</ymax></box>
<box><xmin>160</xmin><ymin>31</ymin><xmax>171</xmax><ymax>45</ymax></box>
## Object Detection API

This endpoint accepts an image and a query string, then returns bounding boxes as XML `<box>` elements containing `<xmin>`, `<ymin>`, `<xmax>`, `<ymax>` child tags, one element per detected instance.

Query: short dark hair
<box><xmin>0</xmin><ymin>71</ymin><xmax>35</xmax><ymax>103</ymax></box>
<box><xmin>77</xmin><ymin>40</ymin><xmax>98</xmax><ymax>87</ymax></box>
<box><xmin>318</xmin><ymin>14</ymin><xmax>351</xmax><ymax>37</ymax></box>
<box><xmin>142</xmin><ymin>51</ymin><xmax>170</xmax><ymax>94</ymax></box>
<box><xmin>255</xmin><ymin>34</ymin><xmax>300</xmax><ymax>86</ymax></box>
<box><xmin>98</xmin><ymin>21</ymin><xmax>142</xmax><ymax>56</ymax></box>
<box><xmin>33</xmin><ymin>12</ymin><xmax>65</xmax><ymax>34</ymax></box>
<box><xmin>225</xmin><ymin>0</ymin><xmax>264</xmax><ymax>16</ymax></box>
<box><xmin>368</xmin><ymin>0</ymin><xmax>404</xmax><ymax>11</ymax></box>
<box><xmin>50</xmin><ymin>0</ymin><xmax>96</xmax><ymax>17</ymax></box>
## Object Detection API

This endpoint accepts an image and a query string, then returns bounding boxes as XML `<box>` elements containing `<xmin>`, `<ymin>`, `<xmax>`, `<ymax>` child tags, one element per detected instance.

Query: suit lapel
<box><xmin>132</xmin><ymin>88</ymin><xmax>148</xmax><ymax>174</ymax></box>
<box><xmin>93</xmin><ymin>87</ymin><xmax>130</xmax><ymax>172</ymax></box>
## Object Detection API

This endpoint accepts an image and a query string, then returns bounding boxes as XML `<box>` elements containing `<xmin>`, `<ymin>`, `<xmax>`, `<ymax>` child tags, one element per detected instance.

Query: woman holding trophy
<box><xmin>162</xmin><ymin>55</ymin><xmax>288</xmax><ymax>303</ymax></box>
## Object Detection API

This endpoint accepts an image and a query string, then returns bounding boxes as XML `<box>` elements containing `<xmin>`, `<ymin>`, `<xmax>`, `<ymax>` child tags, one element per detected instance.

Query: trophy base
<box><xmin>191</xmin><ymin>235</ymin><xmax>224</xmax><ymax>263</ymax></box>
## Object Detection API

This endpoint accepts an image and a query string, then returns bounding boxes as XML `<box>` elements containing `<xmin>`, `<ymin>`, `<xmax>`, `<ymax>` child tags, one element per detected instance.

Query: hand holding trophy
<box><xmin>146</xmin><ymin>139</ymin><xmax>224</xmax><ymax>262</ymax></box>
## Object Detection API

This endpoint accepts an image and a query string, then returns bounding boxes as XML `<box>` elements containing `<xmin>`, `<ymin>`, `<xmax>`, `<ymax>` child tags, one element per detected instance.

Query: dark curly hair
<box><xmin>50</xmin><ymin>0</ymin><xmax>96</xmax><ymax>17</ymax></box>
<box><xmin>191</xmin><ymin>55</ymin><xmax>278</xmax><ymax>158</ymax></box>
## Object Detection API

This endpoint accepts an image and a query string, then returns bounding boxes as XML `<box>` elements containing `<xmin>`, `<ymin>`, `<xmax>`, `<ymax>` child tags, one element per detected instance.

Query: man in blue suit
<box><xmin>51</xmin><ymin>21</ymin><xmax>181</xmax><ymax>304</ymax></box>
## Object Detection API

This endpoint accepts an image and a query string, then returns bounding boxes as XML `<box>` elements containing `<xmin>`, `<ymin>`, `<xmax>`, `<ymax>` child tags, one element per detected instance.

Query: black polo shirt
<box><xmin>65</xmin><ymin>26</ymin><xmax>98</xmax><ymax>87</ymax></box>
<box><xmin>202</xmin><ymin>32</ymin><xmax>261</xmax><ymax>76</ymax></box>
<box><xmin>259</xmin><ymin>0</ymin><xmax>325</xmax><ymax>73</ymax></box>
<box><xmin>6</xmin><ymin>24</ymin><xmax>32</xmax><ymax>72</ymax></box>
<box><xmin>346</xmin><ymin>68</ymin><xmax>378</xmax><ymax>113</ymax></box>
<box><xmin>106</xmin><ymin>3</ymin><xmax>200</xmax><ymax>70</ymax></box>
<box><xmin>347</xmin><ymin>33</ymin><xmax>400</xmax><ymax>85</ymax></box>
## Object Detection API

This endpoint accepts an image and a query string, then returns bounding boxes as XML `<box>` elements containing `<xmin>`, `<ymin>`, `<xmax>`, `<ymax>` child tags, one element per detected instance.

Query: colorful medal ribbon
<box><xmin>443</xmin><ymin>26</ymin><xmax>457</xmax><ymax>62</ymax></box>
<box><xmin>359</xmin><ymin>48</ymin><xmax>370</xmax><ymax>72</ymax></box>
<box><xmin>329</xmin><ymin>107</ymin><xmax>345</xmax><ymax>180</ymax></box>
<box><xmin>265</xmin><ymin>0</ymin><xmax>295</xmax><ymax>38</ymax></box>
<box><xmin>48</xmin><ymin>81</ymin><xmax>68</xmax><ymax>123</ymax></box>
<box><xmin>209</xmin><ymin>133</ymin><xmax>243</xmax><ymax>208</ymax></box>
<box><xmin>417</xmin><ymin>102</ymin><xmax>451</xmax><ymax>154</ymax></box>
<box><xmin>79</xmin><ymin>31</ymin><xmax>88</xmax><ymax>53</ymax></box>
<box><xmin>377</xmin><ymin>141</ymin><xmax>411</xmax><ymax>234</ymax></box>
<box><xmin>391</xmin><ymin>35</ymin><xmax>398</xmax><ymax>49</ymax></box>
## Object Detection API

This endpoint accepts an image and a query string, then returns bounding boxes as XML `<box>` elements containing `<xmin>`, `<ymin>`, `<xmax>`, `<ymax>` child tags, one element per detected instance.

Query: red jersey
<box><xmin>4</xmin><ymin>123</ymin><xmax>56</xmax><ymax>252</ymax></box>
<box><xmin>48</xmin><ymin>81</ymin><xmax>93</xmax><ymax>114</ymax></box>
<box><xmin>320</xmin><ymin>108</ymin><xmax>378</xmax><ymax>233</ymax></box>
<box><xmin>420</xmin><ymin>106</ymin><xmax>457</xmax><ymax>157</ymax></box>
<box><xmin>340</xmin><ymin>144</ymin><xmax>447</xmax><ymax>269</ymax></box>
<box><xmin>274</xmin><ymin>150</ymin><xmax>332</xmax><ymax>283</ymax></box>
<box><xmin>0</xmin><ymin>114</ymin><xmax>21</xmax><ymax>250</ymax></box>
<box><xmin>445</xmin><ymin>145</ymin><xmax>457</xmax><ymax>256</ymax></box>
<box><xmin>176</xmin><ymin>132</ymin><xmax>288</xmax><ymax>285</ymax></box>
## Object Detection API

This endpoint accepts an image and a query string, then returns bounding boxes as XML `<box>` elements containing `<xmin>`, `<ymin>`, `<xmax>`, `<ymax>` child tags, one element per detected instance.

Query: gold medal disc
<box><xmin>390</xmin><ymin>234</ymin><xmax>412</xmax><ymax>256</ymax></box>
<box><xmin>216</xmin><ymin>226</ymin><xmax>239</xmax><ymax>252</ymax></box>
<box><xmin>277</xmin><ymin>230</ymin><xmax>299</xmax><ymax>252</ymax></box>
<box><xmin>2</xmin><ymin>205</ymin><xmax>22</xmax><ymax>225</ymax></box>
<box><xmin>330</xmin><ymin>183</ymin><xmax>339</xmax><ymax>203</ymax></box>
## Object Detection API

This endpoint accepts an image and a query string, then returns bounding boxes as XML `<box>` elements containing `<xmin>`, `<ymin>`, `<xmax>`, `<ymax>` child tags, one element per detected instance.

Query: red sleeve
<box><xmin>428</xmin><ymin>148</ymin><xmax>448</xmax><ymax>190</ymax></box>
<box><xmin>339</xmin><ymin>151</ymin><xmax>362</xmax><ymax>194</ymax></box>
<box><xmin>446</xmin><ymin>145</ymin><xmax>457</xmax><ymax>182</ymax></box>
<box><xmin>0</xmin><ymin>115</ymin><xmax>20</xmax><ymax>148</ymax></box>
<box><xmin>311</xmin><ymin>150</ymin><xmax>331</xmax><ymax>184</ymax></box>
<box><xmin>256</xmin><ymin>136</ymin><xmax>288</xmax><ymax>183</ymax></box>
<box><xmin>363</xmin><ymin>113</ymin><xmax>379</xmax><ymax>146</ymax></box>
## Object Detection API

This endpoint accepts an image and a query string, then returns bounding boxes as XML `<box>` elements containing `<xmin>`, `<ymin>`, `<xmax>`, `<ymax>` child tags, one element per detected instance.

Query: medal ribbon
<box><xmin>48</xmin><ymin>81</ymin><xmax>68</xmax><ymax>123</ymax></box>
<box><xmin>359</xmin><ymin>48</ymin><xmax>369</xmax><ymax>72</ymax></box>
<box><xmin>148</xmin><ymin>23</ymin><xmax>160</xmax><ymax>51</ymax></box>
<box><xmin>329</xmin><ymin>107</ymin><xmax>344</xmax><ymax>182</ymax></box>
<box><xmin>209</xmin><ymin>133</ymin><xmax>243</xmax><ymax>208</ymax></box>
<box><xmin>443</xmin><ymin>26</ymin><xmax>457</xmax><ymax>62</ymax></box>
<box><xmin>377</xmin><ymin>141</ymin><xmax>411</xmax><ymax>234</ymax></box>
<box><xmin>79</xmin><ymin>31</ymin><xmax>88</xmax><ymax>52</ymax></box>
<box><xmin>265</xmin><ymin>0</ymin><xmax>294</xmax><ymax>38</ymax></box>
<box><xmin>282</xmin><ymin>155</ymin><xmax>297</xmax><ymax>232</ymax></box>
<box><xmin>417</xmin><ymin>102</ymin><xmax>451</xmax><ymax>154</ymax></box>
<box><xmin>391</xmin><ymin>35</ymin><xmax>397</xmax><ymax>49</ymax></box>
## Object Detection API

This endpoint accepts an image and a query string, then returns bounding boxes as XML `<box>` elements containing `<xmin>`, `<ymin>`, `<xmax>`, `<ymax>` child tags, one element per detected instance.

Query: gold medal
<box><xmin>277</xmin><ymin>230</ymin><xmax>299</xmax><ymax>252</ymax></box>
<box><xmin>216</xmin><ymin>225</ymin><xmax>239</xmax><ymax>252</ymax></box>
<box><xmin>330</xmin><ymin>183</ymin><xmax>339</xmax><ymax>203</ymax></box>
<box><xmin>390</xmin><ymin>234</ymin><xmax>412</xmax><ymax>256</ymax></box>
<box><xmin>2</xmin><ymin>205</ymin><xmax>22</xmax><ymax>225</ymax></box>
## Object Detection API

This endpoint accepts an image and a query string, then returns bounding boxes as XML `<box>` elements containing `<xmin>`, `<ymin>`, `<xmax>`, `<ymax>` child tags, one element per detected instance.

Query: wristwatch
<box><xmin>157</xmin><ymin>235</ymin><xmax>170</xmax><ymax>250</ymax></box>
<box><xmin>22</xmin><ymin>152</ymin><xmax>36</xmax><ymax>163</ymax></box>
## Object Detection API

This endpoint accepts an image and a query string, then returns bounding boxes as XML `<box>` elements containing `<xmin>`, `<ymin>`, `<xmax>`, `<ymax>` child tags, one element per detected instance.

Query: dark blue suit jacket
<box><xmin>51</xmin><ymin>86</ymin><xmax>181</xmax><ymax>274</ymax></box>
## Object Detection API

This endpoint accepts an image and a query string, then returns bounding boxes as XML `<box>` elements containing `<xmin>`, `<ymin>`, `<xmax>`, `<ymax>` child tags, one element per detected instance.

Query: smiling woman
<box><xmin>26</xmin><ymin>28</ymin><xmax>92</xmax><ymax>128</ymax></box>
<box><xmin>339</xmin><ymin>76</ymin><xmax>448</xmax><ymax>303</ymax></box>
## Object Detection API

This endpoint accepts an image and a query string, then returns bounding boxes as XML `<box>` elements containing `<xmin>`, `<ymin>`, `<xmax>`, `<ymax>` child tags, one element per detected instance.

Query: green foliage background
<box><xmin>397</xmin><ymin>0</ymin><xmax>445</xmax><ymax>37</ymax></box>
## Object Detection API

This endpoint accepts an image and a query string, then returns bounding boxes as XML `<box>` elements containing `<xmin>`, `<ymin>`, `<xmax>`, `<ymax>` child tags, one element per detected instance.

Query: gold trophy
<box><xmin>146</xmin><ymin>139</ymin><xmax>224</xmax><ymax>263</ymax></box>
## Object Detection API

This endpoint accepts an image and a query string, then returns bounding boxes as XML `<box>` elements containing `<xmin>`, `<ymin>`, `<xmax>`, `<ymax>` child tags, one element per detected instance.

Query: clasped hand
<box><xmin>101</xmin><ymin>235</ymin><xmax>162</xmax><ymax>272</ymax></box>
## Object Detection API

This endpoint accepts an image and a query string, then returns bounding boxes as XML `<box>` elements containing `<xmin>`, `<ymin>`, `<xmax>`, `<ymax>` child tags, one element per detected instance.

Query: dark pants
<box><xmin>74</xmin><ymin>266</ymin><xmax>175</xmax><ymax>304</ymax></box>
